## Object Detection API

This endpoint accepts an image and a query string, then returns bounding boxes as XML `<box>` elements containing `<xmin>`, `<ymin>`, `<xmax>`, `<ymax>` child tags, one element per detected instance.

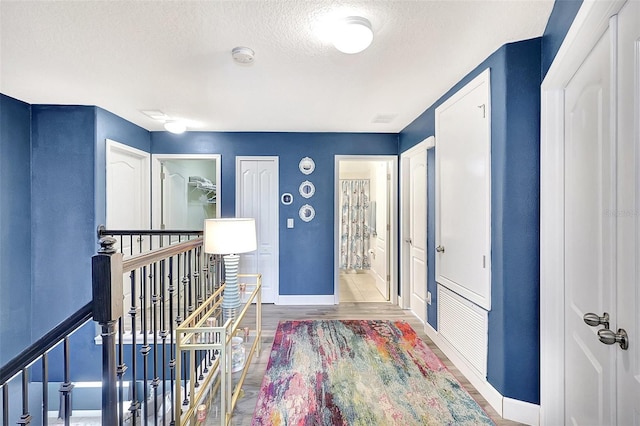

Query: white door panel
<box><xmin>435</xmin><ymin>70</ymin><xmax>491</xmax><ymax>310</ymax></box>
<box><xmin>408</xmin><ymin>147</ymin><xmax>427</xmax><ymax>324</ymax></box>
<box><xmin>106</xmin><ymin>140</ymin><xmax>150</xmax><ymax>255</ymax></box>
<box><xmin>615</xmin><ymin>0</ymin><xmax>640</xmax><ymax>422</ymax></box>
<box><xmin>373</xmin><ymin>162</ymin><xmax>390</xmax><ymax>300</ymax></box>
<box><xmin>564</xmin><ymin>23</ymin><xmax>615</xmax><ymax>426</ymax></box>
<box><xmin>106</xmin><ymin>140</ymin><xmax>150</xmax><ymax>325</ymax></box>
<box><xmin>562</xmin><ymin>3</ymin><xmax>640</xmax><ymax>422</ymax></box>
<box><xmin>237</xmin><ymin>157</ymin><xmax>279</xmax><ymax>303</ymax></box>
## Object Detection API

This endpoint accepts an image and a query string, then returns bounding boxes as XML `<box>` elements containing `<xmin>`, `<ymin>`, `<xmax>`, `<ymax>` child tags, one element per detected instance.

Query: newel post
<box><xmin>92</xmin><ymin>234</ymin><xmax>123</xmax><ymax>425</ymax></box>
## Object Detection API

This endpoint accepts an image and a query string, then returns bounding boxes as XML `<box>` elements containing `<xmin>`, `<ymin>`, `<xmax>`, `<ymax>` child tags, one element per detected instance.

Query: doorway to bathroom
<box><xmin>335</xmin><ymin>156</ymin><xmax>397</xmax><ymax>304</ymax></box>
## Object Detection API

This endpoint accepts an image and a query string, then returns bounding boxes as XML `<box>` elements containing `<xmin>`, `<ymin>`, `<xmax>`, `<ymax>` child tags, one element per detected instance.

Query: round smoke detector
<box><xmin>232</xmin><ymin>46</ymin><xmax>255</xmax><ymax>64</ymax></box>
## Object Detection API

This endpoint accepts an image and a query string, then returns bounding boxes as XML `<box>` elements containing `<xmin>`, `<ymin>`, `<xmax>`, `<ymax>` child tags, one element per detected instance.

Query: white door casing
<box><xmin>335</xmin><ymin>156</ymin><xmax>398</xmax><ymax>305</ymax></box>
<box><xmin>236</xmin><ymin>157</ymin><xmax>279</xmax><ymax>304</ymax></box>
<box><xmin>541</xmin><ymin>0</ymin><xmax>639</xmax><ymax>423</ymax></box>
<box><xmin>435</xmin><ymin>69</ymin><xmax>491</xmax><ymax>311</ymax></box>
<box><xmin>105</xmin><ymin>139</ymin><xmax>150</xmax><ymax>327</ymax></box>
<box><xmin>106</xmin><ymin>139</ymin><xmax>150</xmax><ymax>254</ymax></box>
<box><xmin>151</xmin><ymin>154</ymin><xmax>221</xmax><ymax>230</ymax></box>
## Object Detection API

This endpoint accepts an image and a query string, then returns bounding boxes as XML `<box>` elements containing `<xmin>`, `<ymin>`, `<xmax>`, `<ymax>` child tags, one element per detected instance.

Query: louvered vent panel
<box><xmin>438</xmin><ymin>285</ymin><xmax>488</xmax><ymax>377</ymax></box>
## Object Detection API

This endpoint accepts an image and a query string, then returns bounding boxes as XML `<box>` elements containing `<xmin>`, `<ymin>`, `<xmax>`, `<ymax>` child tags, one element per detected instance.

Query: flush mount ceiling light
<box><xmin>332</xmin><ymin>16</ymin><xmax>373</xmax><ymax>54</ymax></box>
<box><xmin>141</xmin><ymin>110</ymin><xmax>189</xmax><ymax>133</ymax></box>
<box><xmin>164</xmin><ymin>120</ymin><xmax>187</xmax><ymax>134</ymax></box>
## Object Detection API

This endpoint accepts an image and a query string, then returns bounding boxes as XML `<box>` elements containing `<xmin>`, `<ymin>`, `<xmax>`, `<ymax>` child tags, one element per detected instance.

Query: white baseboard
<box><xmin>276</xmin><ymin>295</ymin><xmax>336</xmax><ymax>305</ymax></box>
<box><xmin>424</xmin><ymin>323</ymin><xmax>540</xmax><ymax>425</ymax></box>
<box><xmin>503</xmin><ymin>398</ymin><xmax>540</xmax><ymax>426</ymax></box>
<box><xmin>424</xmin><ymin>323</ymin><xmax>503</xmax><ymax>416</ymax></box>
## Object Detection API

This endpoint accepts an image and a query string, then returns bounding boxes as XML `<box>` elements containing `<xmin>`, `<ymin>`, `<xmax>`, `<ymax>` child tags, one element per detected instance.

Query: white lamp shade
<box><xmin>204</xmin><ymin>218</ymin><xmax>257</xmax><ymax>254</ymax></box>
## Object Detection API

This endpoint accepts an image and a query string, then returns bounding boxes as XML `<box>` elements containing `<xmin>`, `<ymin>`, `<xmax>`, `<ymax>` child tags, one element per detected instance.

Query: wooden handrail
<box><xmin>122</xmin><ymin>237</ymin><xmax>203</xmax><ymax>273</ymax></box>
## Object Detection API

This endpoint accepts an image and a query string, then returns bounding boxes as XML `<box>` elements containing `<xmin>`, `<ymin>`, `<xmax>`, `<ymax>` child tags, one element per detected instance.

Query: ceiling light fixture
<box><xmin>164</xmin><ymin>120</ymin><xmax>187</xmax><ymax>134</ymax></box>
<box><xmin>332</xmin><ymin>16</ymin><xmax>373</xmax><ymax>54</ymax></box>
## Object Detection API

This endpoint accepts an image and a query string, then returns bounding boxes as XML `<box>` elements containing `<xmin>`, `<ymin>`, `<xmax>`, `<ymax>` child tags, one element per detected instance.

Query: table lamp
<box><xmin>203</xmin><ymin>218</ymin><xmax>257</xmax><ymax>322</ymax></box>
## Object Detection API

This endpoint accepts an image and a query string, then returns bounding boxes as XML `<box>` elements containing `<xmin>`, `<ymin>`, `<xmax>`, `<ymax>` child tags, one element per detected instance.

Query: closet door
<box><xmin>435</xmin><ymin>69</ymin><xmax>491</xmax><ymax>310</ymax></box>
<box><xmin>236</xmin><ymin>157</ymin><xmax>279</xmax><ymax>303</ymax></box>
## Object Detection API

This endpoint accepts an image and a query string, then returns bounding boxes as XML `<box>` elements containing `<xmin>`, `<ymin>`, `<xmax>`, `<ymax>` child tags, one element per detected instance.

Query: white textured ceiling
<box><xmin>0</xmin><ymin>1</ymin><xmax>554</xmax><ymax>133</ymax></box>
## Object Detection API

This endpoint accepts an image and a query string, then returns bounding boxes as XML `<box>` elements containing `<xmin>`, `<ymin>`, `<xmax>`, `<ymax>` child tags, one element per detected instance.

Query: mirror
<box><xmin>299</xmin><ymin>204</ymin><xmax>315</xmax><ymax>222</ymax></box>
<box><xmin>299</xmin><ymin>157</ymin><xmax>315</xmax><ymax>175</ymax></box>
<box><xmin>299</xmin><ymin>180</ymin><xmax>315</xmax><ymax>198</ymax></box>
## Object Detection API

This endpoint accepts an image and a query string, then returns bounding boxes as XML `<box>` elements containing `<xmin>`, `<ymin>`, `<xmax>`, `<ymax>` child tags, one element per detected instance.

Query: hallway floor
<box><xmin>338</xmin><ymin>270</ymin><xmax>387</xmax><ymax>302</ymax></box>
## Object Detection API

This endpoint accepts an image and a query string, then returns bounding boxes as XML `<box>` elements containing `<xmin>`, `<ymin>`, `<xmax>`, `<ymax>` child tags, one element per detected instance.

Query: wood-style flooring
<box><xmin>221</xmin><ymin>302</ymin><xmax>523</xmax><ymax>426</ymax></box>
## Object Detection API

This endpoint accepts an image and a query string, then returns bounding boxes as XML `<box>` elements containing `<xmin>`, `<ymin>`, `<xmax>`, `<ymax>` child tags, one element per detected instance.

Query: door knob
<box><xmin>405</xmin><ymin>238</ymin><xmax>412</xmax><ymax>244</ymax></box>
<box><xmin>583</xmin><ymin>312</ymin><xmax>610</xmax><ymax>329</ymax></box>
<box><xmin>436</xmin><ymin>245</ymin><xmax>445</xmax><ymax>253</ymax></box>
<box><xmin>597</xmin><ymin>328</ymin><xmax>629</xmax><ymax>350</ymax></box>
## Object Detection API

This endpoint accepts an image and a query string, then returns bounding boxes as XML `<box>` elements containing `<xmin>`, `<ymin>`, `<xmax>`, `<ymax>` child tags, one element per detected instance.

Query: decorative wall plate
<box><xmin>299</xmin><ymin>180</ymin><xmax>315</xmax><ymax>198</ymax></box>
<box><xmin>299</xmin><ymin>157</ymin><xmax>315</xmax><ymax>175</ymax></box>
<box><xmin>299</xmin><ymin>204</ymin><xmax>315</xmax><ymax>222</ymax></box>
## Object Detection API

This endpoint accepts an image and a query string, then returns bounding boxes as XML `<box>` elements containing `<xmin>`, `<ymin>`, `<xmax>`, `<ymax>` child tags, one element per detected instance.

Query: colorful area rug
<box><xmin>252</xmin><ymin>320</ymin><xmax>495</xmax><ymax>425</ymax></box>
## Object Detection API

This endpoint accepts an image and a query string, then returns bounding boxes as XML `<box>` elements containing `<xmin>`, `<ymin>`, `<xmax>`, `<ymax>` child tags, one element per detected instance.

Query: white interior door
<box><xmin>236</xmin><ymin>157</ymin><xmax>279</xmax><ymax>303</ymax></box>
<box><xmin>563</xmin><ymin>23</ymin><xmax>616</xmax><ymax>424</ymax></box>
<box><xmin>161</xmin><ymin>160</ymin><xmax>188</xmax><ymax>229</ymax></box>
<box><xmin>544</xmin><ymin>2</ymin><xmax>640</xmax><ymax>424</ymax></box>
<box><xmin>106</xmin><ymin>139</ymin><xmax>150</xmax><ymax>255</ymax></box>
<box><xmin>615</xmin><ymin>0</ymin><xmax>640</xmax><ymax>421</ymax></box>
<box><xmin>406</xmin><ymin>145</ymin><xmax>427</xmax><ymax>324</ymax></box>
<box><xmin>372</xmin><ymin>161</ymin><xmax>390</xmax><ymax>300</ymax></box>
<box><xmin>435</xmin><ymin>69</ymin><xmax>491</xmax><ymax>310</ymax></box>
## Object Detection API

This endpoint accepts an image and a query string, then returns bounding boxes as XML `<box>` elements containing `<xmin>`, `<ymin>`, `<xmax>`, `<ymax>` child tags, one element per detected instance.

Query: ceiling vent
<box><xmin>372</xmin><ymin>114</ymin><xmax>397</xmax><ymax>124</ymax></box>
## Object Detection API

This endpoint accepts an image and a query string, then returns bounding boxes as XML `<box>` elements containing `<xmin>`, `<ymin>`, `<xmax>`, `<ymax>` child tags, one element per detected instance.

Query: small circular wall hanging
<box><xmin>299</xmin><ymin>204</ymin><xmax>315</xmax><ymax>222</ymax></box>
<box><xmin>299</xmin><ymin>180</ymin><xmax>315</xmax><ymax>198</ymax></box>
<box><xmin>299</xmin><ymin>157</ymin><xmax>315</xmax><ymax>175</ymax></box>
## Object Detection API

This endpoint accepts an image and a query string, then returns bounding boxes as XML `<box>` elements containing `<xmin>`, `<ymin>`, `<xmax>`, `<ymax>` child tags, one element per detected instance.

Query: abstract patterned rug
<box><xmin>252</xmin><ymin>320</ymin><xmax>495</xmax><ymax>425</ymax></box>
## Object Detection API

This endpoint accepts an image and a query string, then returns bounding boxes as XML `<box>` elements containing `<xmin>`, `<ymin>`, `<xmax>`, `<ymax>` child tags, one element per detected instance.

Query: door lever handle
<box><xmin>436</xmin><ymin>245</ymin><xmax>445</xmax><ymax>253</ymax></box>
<box><xmin>598</xmin><ymin>328</ymin><xmax>629</xmax><ymax>350</ymax></box>
<box><xmin>583</xmin><ymin>312</ymin><xmax>610</xmax><ymax>329</ymax></box>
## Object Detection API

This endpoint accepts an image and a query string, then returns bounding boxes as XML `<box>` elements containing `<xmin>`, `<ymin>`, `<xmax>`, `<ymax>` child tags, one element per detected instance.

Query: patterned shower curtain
<box><xmin>340</xmin><ymin>179</ymin><xmax>371</xmax><ymax>271</ymax></box>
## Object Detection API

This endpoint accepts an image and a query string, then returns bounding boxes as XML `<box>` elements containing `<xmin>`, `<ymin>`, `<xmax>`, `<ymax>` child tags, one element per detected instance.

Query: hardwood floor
<box><xmin>216</xmin><ymin>302</ymin><xmax>523</xmax><ymax>426</ymax></box>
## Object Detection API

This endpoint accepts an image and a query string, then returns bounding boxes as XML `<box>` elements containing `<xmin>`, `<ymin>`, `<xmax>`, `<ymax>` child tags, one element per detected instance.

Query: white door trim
<box><xmin>334</xmin><ymin>155</ymin><xmax>398</xmax><ymax>305</ymax></box>
<box><xmin>150</xmin><ymin>154</ymin><xmax>221</xmax><ymax>229</ymax></box>
<box><xmin>540</xmin><ymin>1</ymin><xmax>626</xmax><ymax>424</ymax></box>
<box><xmin>399</xmin><ymin>138</ymin><xmax>432</xmax><ymax>310</ymax></box>
<box><xmin>105</xmin><ymin>139</ymin><xmax>150</xmax><ymax>228</ymax></box>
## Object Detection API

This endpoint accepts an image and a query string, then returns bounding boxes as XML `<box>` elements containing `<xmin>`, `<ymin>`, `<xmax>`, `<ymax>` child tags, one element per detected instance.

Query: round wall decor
<box><xmin>299</xmin><ymin>157</ymin><xmax>315</xmax><ymax>175</ymax></box>
<box><xmin>299</xmin><ymin>204</ymin><xmax>315</xmax><ymax>222</ymax></box>
<box><xmin>299</xmin><ymin>180</ymin><xmax>315</xmax><ymax>198</ymax></box>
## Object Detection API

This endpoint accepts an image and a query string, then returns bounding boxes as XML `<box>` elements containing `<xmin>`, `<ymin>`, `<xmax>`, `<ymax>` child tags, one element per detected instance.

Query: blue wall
<box><xmin>0</xmin><ymin>0</ymin><xmax>584</xmax><ymax>405</ymax></box>
<box><xmin>398</xmin><ymin>0</ymin><xmax>583</xmax><ymax>405</ymax></box>
<box><xmin>151</xmin><ymin>132</ymin><xmax>398</xmax><ymax>296</ymax></box>
<box><xmin>0</xmin><ymin>104</ymin><xmax>150</xmax><ymax>380</ymax></box>
<box><xmin>95</xmin><ymin>107</ymin><xmax>151</xmax><ymax>228</ymax></box>
<box><xmin>0</xmin><ymin>95</ymin><xmax>32</xmax><ymax>365</ymax></box>
<box><xmin>31</xmin><ymin>106</ymin><xmax>97</xmax><ymax>338</ymax></box>
<box><xmin>399</xmin><ymin>39</ymin><xmax>540</xmax><ymax>404</ymax></box>
<box><xmin>541</xmin><ymin>0</ymin><xmax>583</xmax><ymax>78</ymax></box>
